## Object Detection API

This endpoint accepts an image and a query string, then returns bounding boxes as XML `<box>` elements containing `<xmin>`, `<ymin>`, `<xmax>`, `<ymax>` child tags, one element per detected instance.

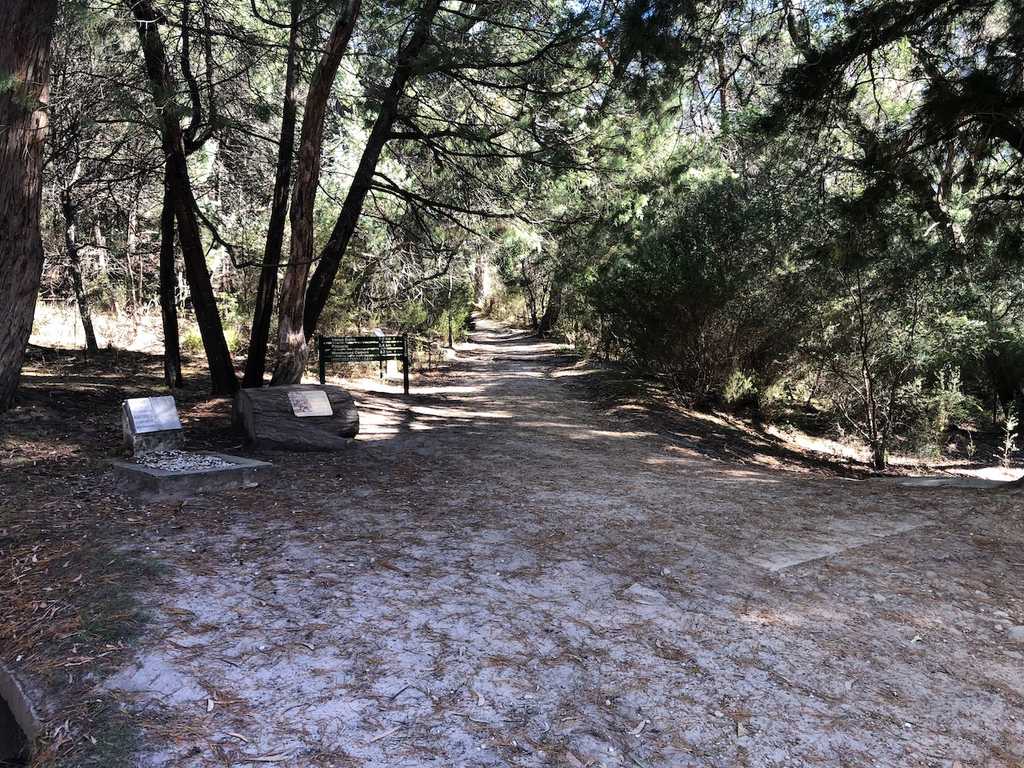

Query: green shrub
<box><xmin>587</xmin><ymin>175</ymin><xmax>810</xmax><ymax>397</ymax></box>
<box><xmin>903</xmin><ymin>367</ymin><xmax>983</xmax><ymax>457</ymax></box>
<box><xmin>757</xmin><ymin>377</ymin><xmax>795</xmax><ymax>419</ymax></box>
<box><xmin>178</xmin><ymin>323</ymin><xmax>247</xmax><ymax>358</ymax></box>
<box><xmin>180</xmin><ymin>326</ymin><xmax>203</xmax><ymax>355</ymax></box>
<box><xmin>723</xmin><ymin>369</ymin><xmax>757</xmax><ymax>407</ymax></box>
<box><xmin>484</xmin><ymin>286</ymin><xmax>528</xmax><ymax>326</ymax></box>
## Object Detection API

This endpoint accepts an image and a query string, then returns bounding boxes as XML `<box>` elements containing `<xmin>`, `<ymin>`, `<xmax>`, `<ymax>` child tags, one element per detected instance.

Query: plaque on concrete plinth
<box><xmin>124</xmin><ymin>396</ymin><xmax>182</xmax><ymax>433</ymax></box>
<box><xmin>122</xmin><ymin>396</ymin><xmax>184</xmax><ymax>455</ymax></box>
<box><xmin>288</xmin><ymin>390</ymin><xmax>333</xmax><ymax>418</ymax></box>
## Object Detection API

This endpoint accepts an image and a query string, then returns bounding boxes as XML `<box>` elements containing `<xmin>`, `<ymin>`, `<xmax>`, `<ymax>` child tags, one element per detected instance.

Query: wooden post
<box><xmin>318</xmin><ymin>336</ymin><xmax>326</xmax><ymax>385</ymax></box>
<box><xmin>402</xmin><ymin>334</ymin><xmax>410</xmax><ymax>395</ymax></box>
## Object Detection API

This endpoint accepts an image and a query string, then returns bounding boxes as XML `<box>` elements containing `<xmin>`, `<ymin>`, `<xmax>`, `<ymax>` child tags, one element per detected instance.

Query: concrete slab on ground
<box><xmin>893</xmin><ymin>476</ymin><xmax>1017</xmax><ymax>489</ymax></box>
<box><xmin>745</xmin><ymin>515</ymin><xmax>932</xmax><ymax>571</ymax></box>
<box><xmin>111</xmin><ymin>453</ymin><xmax>273</xmax><ymax>501</ymax></box>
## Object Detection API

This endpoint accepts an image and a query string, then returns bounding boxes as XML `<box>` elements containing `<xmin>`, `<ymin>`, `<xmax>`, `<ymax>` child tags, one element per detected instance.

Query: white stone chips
<box><xmin>134</xmin><ymin>450</ymin><xmax>232</xmax><ymax>472</ymax></box>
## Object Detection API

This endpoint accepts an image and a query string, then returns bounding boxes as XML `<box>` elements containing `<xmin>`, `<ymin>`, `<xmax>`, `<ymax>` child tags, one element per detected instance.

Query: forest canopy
<box><xmin>1</xmin><ymin>0</ymin><xmax>1022</xmax><ymax>469</ymax></box>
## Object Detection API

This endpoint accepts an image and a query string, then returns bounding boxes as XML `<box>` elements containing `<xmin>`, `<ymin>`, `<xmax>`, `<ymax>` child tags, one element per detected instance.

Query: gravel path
<box><xmin>106</xmin><ymin>321</ymin><xmax>1024</xmax><ymax>767</ymax></box>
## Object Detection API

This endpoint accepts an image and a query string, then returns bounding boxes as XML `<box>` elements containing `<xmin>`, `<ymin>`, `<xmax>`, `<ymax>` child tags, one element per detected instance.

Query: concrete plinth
<box><xmin>124</xmin><ymin>429</ymin><xmax>184</xmax><ymax>456</ymax></box>
<box><xmin>112</xmin><ymin>453</ymin><xmax>273</xmax><ymax>500</ymax></box>
<box><xmin>0</xmin><ymin>662</ymin><xmax>38</xmax><ymax>764</ymax></box>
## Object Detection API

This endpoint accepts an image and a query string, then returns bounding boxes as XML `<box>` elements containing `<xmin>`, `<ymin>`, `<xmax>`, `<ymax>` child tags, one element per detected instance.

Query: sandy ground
<box><xmin>97</xmin><ymin>321</ymin><xmax>1024</xmax><ymax>767</ymax></box>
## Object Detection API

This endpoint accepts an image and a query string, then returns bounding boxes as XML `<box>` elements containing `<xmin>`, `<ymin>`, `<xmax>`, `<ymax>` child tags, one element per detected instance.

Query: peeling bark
<box><xmin>0</xmin><ymin>0</ymin><xmax>58</xmax><ymax>411</ymax></box>
<box><xmin>128</xmin><ymin>0</ymin><xmax>238</xmax><ymax>395</ymax></box>
<box><xmin>243</xmin><ymin>0</ymin><xmax>304</xmax><ymax>388</ymax></box>
<box><xmin>270</xmin><ymin>0</ymin><xmax>362</xmax><ymax>385</ymax></box>
<box><xmin>61</xmin><ymin>193</ymin><xmax>99</xmax><ymax>355</ymax></box>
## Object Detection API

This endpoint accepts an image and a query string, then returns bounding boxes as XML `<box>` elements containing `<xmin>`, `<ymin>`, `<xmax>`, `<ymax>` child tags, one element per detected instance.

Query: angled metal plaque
<box><xmin>288</xmin><ymin>390</ymin><xmax>333</xmax><ymax>418</ymax></box>
<box><xmin>124</xmin><ymin>395</ymin><xmax>182</xmax><ymax>434</ymax></box>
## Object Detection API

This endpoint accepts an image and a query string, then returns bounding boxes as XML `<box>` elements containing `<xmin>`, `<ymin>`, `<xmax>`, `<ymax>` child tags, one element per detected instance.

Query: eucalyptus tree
<box><xmin>267</xmin><ymin>0</ymin><xmax>364</xmax><ymax>384</ymax></box>
<box><xmin>126</xmin><ymin>0</ymin><xmax>241</xmax><ymax>395</ymax></box>
<box><xmin>0</xmin><ymin>0</ymin><xmax>60</xmax><ymax>412</ymax></box>
<box><xmin>244</xmin><ymin>0</ymin><xmax>362</xmax><ymax>387</ymax></box>
<box><xmin>270</xmin><ymin>0</ymin><xmax>613</xmax><ymax>383</ymax></box>
<box><xmin>45</xmin><ymin>5</ymin><xmax>159</xmax><ymax>357</ymax></box>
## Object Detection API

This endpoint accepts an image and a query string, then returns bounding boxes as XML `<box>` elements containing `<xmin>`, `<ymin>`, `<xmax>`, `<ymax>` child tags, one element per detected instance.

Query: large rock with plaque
<box><xmin>233</xmin><ymin>384</ymin><xmax>359</xmax><ymax>451</ymax></box>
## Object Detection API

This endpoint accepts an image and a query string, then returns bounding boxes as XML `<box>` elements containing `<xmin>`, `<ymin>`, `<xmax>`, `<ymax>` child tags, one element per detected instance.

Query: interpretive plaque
<box><xmin>288</xmin><ymin>389</ymin><xmax>333</xmax><ymax>418</ymax></box>
<box><xmin>124</xmin><ymin>396</ymin><xmax>182</xmax><ymax>433</ymax></box>
<box><xmin>122</xmin><ymin>396</ymin><xmax>184</xmax><ymax>455</ymax></box>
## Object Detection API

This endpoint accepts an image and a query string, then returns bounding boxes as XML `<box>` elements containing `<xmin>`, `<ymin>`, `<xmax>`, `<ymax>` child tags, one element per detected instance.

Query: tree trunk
<box><xmin>870</xmin><ymin>441</ymin><xmax>887</xmax><ymax>471</ymax></box>
<box><xmin>0</xmin><ymin>0</ymin><xmax>58</xmax><ymax>412</ymax></box>
<box><xmin>168</xmin><ymin>144</ymin><xmax>238</xmax><ymax>394</ymax></box>
<box><xmin>716</xmin><ymin>46</ymin><xmax>729</xmax><ymax>134</ymax></box>
<box><xmin>269</xmin><ymin>1</ymin><xmax>362</xmax><ymax>385</ymax></box>
<box><xmin>128</xmin><ymin>0</ymin><xmax>238</xmax><ymax>396</ymax></box>
<box><xmin>297</xmin><ymin>0</ymin><xmax>442</xmax><ymax>361</ymax></box>
<box><xmin>537</xmin><ymin>280</ymin><xmax>563</xmax><ymax>338</ymax></box>
<box><xmin>61</xmin><ymin>193</ymin><xmax>99</xmax><ymax>355</ymax></box>
<box><xmin>124</xmin><ymin>190</ymin><xmax>139</xmax><ymax>312</ymax></box>
<box><xmin>522</xmin><ymin>258</ymin><xmax>538</xmax><ymax>328</ymax></box>
<box><xmin>243</xmin><ymin>0</ymin><xmax>304</xmax><ymax>388</ymax></box>
<box><xmin>159</xmin><ymin>170</ymin><xmax>184</xmax><ymax>388</ymax></box>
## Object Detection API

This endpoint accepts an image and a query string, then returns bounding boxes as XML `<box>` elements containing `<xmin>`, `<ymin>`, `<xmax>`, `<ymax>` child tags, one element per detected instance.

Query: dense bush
<box><xmin>586</xmin><ymin>167</ymin><xmax>813</xmax><ymax>401</ymax></box>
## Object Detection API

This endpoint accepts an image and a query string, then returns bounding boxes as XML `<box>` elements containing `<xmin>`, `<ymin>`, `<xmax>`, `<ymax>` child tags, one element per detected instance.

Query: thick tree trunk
<box><xmin>61</xmin><ymin>194</ymin><xmax>99</xmax><ymax>355</ymax></box>
<box><xmin>537</xmin><ymin>280</ymin><xmax>564</xmax><ymax>338</ymax></box>
<box><xmin>159</xmin><ymin>171</ymin><xmax>184</xmax><ymax>388</ymax></box>
<box><xmin>288</xmin><ymin>0</ymin><xmax>443</xmax><ymax>380</ymax></box>
<box><xmin>243</xmin><ymin>0</ymin><xmax>304</xmax><ymax>388</ymax></box>
<box><xmin>167</xmin><ymin>145</ymin><xmax>238</xmax><ymax>394</ymax></box>
<box><xmin>270</xmin><ymin>1</ymin><xmax>362</xmax><ymax>385</ymax></box>
<box><xmin>128</xmin><ymin>0</ymin><xmax>238</xmax><ymax>396</ymax></box>
<box><xmin>0</xmin><ymin>0</ymin><xmax>58</xmax><ymax>412</ymax></box>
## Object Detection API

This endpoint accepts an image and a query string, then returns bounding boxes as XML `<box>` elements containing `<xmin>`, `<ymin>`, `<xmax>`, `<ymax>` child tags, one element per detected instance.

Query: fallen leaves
<box><xmin>627</xmin><ymin>718</ymin><xmax>650</xmax><ymax>736</ymax></box>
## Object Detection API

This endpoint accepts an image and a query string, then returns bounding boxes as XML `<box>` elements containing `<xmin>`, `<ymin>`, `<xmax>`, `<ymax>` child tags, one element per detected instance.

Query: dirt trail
<box><xmin>106</xmin><ymin>321</ymin><xmax>1023</xmax><ymax>767</ymax></box>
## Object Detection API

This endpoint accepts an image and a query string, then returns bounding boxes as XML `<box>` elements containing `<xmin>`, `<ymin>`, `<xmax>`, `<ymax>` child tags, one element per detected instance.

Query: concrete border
<box><xmin>0</xmin><ymin>659</ymin><xmax>42</xmax><ymax>757</ymax></box>
<box><xmin>890</xmin><ymin>476</ymin><xmax>1020</xmax><ymax>490</ymax></box>
<box><xmin>111</xmin><ymin>453</ymin><xmax>274</xmax><ymax>500</ymax></box>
